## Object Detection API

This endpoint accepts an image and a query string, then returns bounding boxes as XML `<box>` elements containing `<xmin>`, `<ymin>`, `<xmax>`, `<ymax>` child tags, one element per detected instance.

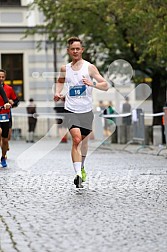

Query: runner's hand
<box><xmin>9</xmin><ymin>99</ymin><xmax>14</xmax><ymax>106</ymax></box>
<box><xmin>60</xmin><ymin>95</ymin><xmax>65</xmax><ymax>101</ymax></box>
<box><xmin>54</xmin><ymin>94</ymin><xmax>60</xmax><ymax>102</ymax></box>
<box><xmin>4</xmin><ymin>103</ymin><xmax>11</xmax><ymax>109</ymax></box>
<box><xmin>54</xmin><ymin>94</ymin><xmax>65</xmax><ymax>102</ymax></box>
<box><xmin>82</xmin><ymin>77</ymin><xmax>93</xmax><ymax>87</ymax></box>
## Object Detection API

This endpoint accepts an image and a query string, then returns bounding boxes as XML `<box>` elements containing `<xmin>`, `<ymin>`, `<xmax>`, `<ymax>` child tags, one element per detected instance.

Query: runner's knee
<box><xmin>72</xmin><ymin>136</ymin><xmax>82</xmax><ymax>146</ymax></box>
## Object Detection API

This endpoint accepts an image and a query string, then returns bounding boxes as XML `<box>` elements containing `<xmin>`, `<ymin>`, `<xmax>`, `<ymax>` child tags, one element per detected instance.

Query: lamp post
<box><xmin>45</xmin><ymin>37</ymin><xmax>52</xmax><ymax>135</ymax></box>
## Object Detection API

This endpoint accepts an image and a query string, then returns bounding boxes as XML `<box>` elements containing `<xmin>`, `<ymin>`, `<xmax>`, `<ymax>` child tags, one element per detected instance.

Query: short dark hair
<box><xmin>0</xmin><ymin>69</ymin><xmax>6</xmax><ymax>75</ymax></box>
<box><xmin>29</xmin><ymin>98</ymin><xmax>34</xmax><ymax>102</ymax></box>
<box><xmin>125</xmin><ymin>96</ymin><xmax>129</xmax><ymax>101</ymax></box>
<box><xmin>67</xmin><ymin>37</ymin><xmax>83</xmax><ymax>47</ymax></box>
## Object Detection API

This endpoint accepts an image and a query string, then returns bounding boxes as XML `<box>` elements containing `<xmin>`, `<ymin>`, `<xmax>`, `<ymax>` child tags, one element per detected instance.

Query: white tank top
<box><xmin>64</xmin><ymin>60</ymin><xmax>93</xmax><ymax>113</ymax></box>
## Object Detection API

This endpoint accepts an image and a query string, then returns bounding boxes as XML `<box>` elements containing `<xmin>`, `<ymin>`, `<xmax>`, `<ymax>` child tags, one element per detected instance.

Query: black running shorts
<box><xmin>63</xmin><ymin>109</ymin><xmax>94</xmax><ymax>136</ymax></box>
<box><xmin>0</xmin><ymin>121</ymin><xmax>10</xmax><ymax>138</ymax></box>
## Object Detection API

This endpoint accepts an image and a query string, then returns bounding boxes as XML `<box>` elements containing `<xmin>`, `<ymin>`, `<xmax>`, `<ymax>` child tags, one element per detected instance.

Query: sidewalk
<box><xmin>101</xmin><ymin>141</ymin><xmax>167</xmax><ymax>157</ymax></box>
<box><xmin>0</xmin><ymin>139</ymin><xmax>167</xmax><ymax>252</ymax></box>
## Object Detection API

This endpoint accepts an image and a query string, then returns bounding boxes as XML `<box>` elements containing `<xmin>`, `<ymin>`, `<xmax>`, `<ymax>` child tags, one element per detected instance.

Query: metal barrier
<box><xmin>122</xmin><ymin>109</ymin><xmax>152</xmax><ymax>151</ymax></box>
<box><xmin>157</xmin><ymin>107</ymin><xmax>167</xmax><ymax>155</ymax></box>
<box><xmin>12</xmin><ymin>113</ymin><xmax>60</xmax><ymax>139</ymax></box>
<box><xmin>101</xmin><ymin>108</ymin><xmax>167</xmax><ymax>157</ymax></box>
<box><xmin>165</xmin><ymin>107</ymin><xmax>167</xmax><ymax>144</ymax></box>
<box><xmin>103</xmin><ymin>109</ymin><xmax>154</xmax><ymax>151</ymax></box>
<box><xmin>103</xmin><ymin>109</ymin><xmax>146</xmax><ymax>150</ymax></box>
<box><xmin>12</xmin><ymin>109</ymin><xmax>167</xmax><ymax>157</ymax></box>
<box><xmin>12</xmin><ymin>128</ymin><xmax>22</xmax><ymax>140</ymax></box>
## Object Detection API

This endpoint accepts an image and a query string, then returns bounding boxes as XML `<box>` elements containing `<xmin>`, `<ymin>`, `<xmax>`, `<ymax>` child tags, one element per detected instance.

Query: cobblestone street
<box><xmin>0</xmin><ymin>139</ymin><xmax>167</xmax><ymax>252</ymax></box>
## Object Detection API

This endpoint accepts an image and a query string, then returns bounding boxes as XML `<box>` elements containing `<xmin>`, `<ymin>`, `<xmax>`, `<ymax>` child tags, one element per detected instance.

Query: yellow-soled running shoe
<box><xmin>81</xmin><ymin>167</ymin><xmax>87</xmax><ymax>182</ymax></box>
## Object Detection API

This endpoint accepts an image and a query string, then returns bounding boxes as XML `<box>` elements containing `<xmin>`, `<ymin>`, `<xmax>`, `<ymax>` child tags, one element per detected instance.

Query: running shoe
<box><xmin>74</xmin><ymin>175</ymin><xmax>83</xmax><ymax>188</ymax></box>
<box><xmin>1</xmin><ymin>157</ymin><xmax>7</xmax><ymax>168</ymax></box>
<box><xmin>61</xmin><ymin>136</ymin><xmax>68</xmax><ymax>143</ymax></box>
<box><xmin>81</xmin><ymin>167</ymin><xmax>87</xmax><ymax>182</ymax></box>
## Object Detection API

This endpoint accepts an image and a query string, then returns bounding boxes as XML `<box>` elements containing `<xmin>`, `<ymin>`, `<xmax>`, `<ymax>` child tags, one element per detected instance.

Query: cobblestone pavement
<box><xmin>0</xmin><ymin>139</ymin><xmax>167</xmax><ymax>252</ymax></box>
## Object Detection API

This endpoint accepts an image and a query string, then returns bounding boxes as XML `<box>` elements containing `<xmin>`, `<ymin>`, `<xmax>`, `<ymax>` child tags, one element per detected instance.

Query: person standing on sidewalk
<box><xmin>103</xmin><ymin>101</ymin><xmax>116</xmax><ymax>136</ymax></box>
<box><xmin>26</xmin><ymin>98</ymin><xmax>37</xmax><ymax>143</ymax></box>
<box><xmin>122</xmin><ymin>96</ymin><xmax>132</xmax><ymax>143</ymax></box>
<box><xmin>122</xmin><ymin>97</ymin><xmax>131</xmax><ymax>125</ymax></box>
<box><xmin>54</xmin><ymin>37</ymin><xmax>109</xmax><ymax>188</ymax></box>
<box><xmin>0</xmin><ymin>69</ymin><xmax>19</xmax><ymax>167</ymax></box>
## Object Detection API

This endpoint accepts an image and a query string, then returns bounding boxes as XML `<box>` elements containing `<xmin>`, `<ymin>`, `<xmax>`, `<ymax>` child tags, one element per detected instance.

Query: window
<box><xmin>0</xmin><ymin>0</ymin><xmax>21</xmax><ymax>6</ymax></box>
<box><xmin>1</xmin><ymin>54</ymin><xmax>24</xmax><ymax>101</ymax></box>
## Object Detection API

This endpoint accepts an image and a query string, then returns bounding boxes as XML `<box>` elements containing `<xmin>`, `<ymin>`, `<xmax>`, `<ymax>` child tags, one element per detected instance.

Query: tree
<box><xmin>30</xmin><ymin>0</ymin><xmax>167</xmax><ymax>124</ymax></box>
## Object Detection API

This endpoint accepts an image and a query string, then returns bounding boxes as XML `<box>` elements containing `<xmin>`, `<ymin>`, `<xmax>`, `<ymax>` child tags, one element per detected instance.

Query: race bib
<box><xmin>0</xmin><ymin>113</ymin><xmax>9</xmax><ymax>122</ymax></box>
<box><xmin>69</xmin><ymin>85</ymin><xmax>86</xmax><ymax>97</ymax></box>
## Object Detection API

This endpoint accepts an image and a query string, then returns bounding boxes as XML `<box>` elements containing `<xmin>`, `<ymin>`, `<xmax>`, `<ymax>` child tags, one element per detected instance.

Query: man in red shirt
<box><xmin>0</xmin><ymin>69</ymin><xmax>19</xmax><ymax>167</ymax></box>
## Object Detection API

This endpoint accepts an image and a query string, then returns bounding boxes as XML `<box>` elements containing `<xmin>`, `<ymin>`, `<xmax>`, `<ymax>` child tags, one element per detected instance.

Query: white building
<box><xmin>0</xmin><ymin>0</ymin><xmax>67</xmax><ymax>103</ymax></box>
<box><xmin>0</xmin><ymin>0</ymin><xmax>66</xmax><ymax>137</ymax></box>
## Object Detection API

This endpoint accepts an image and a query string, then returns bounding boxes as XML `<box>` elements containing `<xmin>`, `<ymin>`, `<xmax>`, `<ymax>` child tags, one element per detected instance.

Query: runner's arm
<box><xmin>54</xmin><ymin>65</ymin><xmax>66</xmax><ymax>102</ymax></box>
<box><xmin>82</xmin><ymin>64</ymin><xmax>109</xmax><ymax>91</ymax></box>
<box><xmin>0</xmin><ymin>84</ymin><xmax>11</xmax><ymax>109</ymax></box>
<box><xmin>9</xmin><ymin>98</ymin><xmax>20</xmax><ymax>108</ymax></box>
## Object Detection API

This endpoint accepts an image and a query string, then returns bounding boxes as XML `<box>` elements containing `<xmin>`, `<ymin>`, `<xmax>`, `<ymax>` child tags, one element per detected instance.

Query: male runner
<box><xmin>54</xmin><ymin>37</ymin><xmax>109</xmax><ymax>188</ymax></box>
<box><xmin>0</xmin><ymin>69</ymin><xmax>19</xmax><ymax>167</ymax></box>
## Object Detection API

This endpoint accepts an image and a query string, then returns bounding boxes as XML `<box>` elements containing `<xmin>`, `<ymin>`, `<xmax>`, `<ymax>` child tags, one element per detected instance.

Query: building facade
<box><xmin>0</xmin><ymin>0</ymin><xmax>63</xmax><ymax>104</ymax></box>
<box><xmin>0</xmin><ymin>0</ymin><xmax>66</xmax><ymax>138</ymax></box>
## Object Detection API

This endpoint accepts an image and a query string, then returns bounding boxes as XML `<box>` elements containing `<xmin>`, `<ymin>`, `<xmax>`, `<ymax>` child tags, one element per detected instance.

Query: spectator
<box><xmin>122</xmin><ymin>97</ymin><xmax>132</xmax><ymax>125</ymax></box>
<box><xmin>26</xmin><ymin>98</ymin><xmax>37</xmax><ymax>143</ymax></box>
<box><xmin>103</xmin><ymin>101</ymin><xmax>116</xmax><ymax>136</ymax></box>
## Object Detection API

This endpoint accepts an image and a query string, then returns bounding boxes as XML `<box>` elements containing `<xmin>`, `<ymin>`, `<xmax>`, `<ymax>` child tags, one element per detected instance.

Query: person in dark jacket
<box><xmin>122</xmin><ymin>97</ymin><xmax>132</xmax><ymax>125</ymax></box>
<box><xmin>26</xmin><ymin>98</ymin><xmax>37</xmax><ymax>143</ymax></box>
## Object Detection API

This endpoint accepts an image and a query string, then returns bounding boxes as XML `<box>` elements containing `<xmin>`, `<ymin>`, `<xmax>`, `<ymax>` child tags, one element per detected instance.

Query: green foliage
<box><xmin>28</xmin><ymin>0</ymin><xmax>167</xmax><ymax>123</ymax></box>
<box><xmin>30</xmin><ymin>0</ymin><xmax>167</xmax><ymax>74</ymax></box>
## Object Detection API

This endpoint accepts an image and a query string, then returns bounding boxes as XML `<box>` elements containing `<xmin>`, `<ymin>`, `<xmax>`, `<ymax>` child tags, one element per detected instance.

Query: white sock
<box><xmin>73</xmin><ymin>162</ymin><xmax>82</xmax><ymax>177</ymax></box>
